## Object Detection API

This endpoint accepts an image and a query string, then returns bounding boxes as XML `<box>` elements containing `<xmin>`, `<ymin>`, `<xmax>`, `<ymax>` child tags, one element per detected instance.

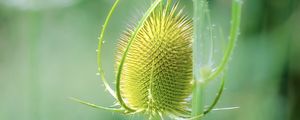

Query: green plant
<box><xmin>72</xmin><ymin>0</ymin><xmax>242</xmax><ymax>119</ymax></box>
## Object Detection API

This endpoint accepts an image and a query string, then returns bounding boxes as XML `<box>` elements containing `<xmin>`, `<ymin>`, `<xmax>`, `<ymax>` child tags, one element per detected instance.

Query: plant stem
<box><xmin>192</xmin><ymin>0</ymin><xmax>242</xmax><ymax>120</ymax></box>
<box><xmin>192</xmin><ymin>0</ymin><xmax>207</xmax><ymax>119</ymax></box>
<box><xmin>206</xmin><ymin>0</ymin><xmax>242</xmax><ymax>82</ymax></box>
<box><xmin>191</xmin><ymin>0</ymin><xmax>242</xmax><ymax>119</ymax></box>
<box><xmin>97</xmin><ymin>0</ymin><xmax>120</xmax><ymax>99</ymax></box>
<box><xmin>192</xmin><ymin>81</ymin><xmax>205</xmax><ymax>119</ymax></box>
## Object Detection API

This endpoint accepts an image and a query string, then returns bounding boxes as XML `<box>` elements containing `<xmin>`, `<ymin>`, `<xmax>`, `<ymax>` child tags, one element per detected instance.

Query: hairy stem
<box><xmin>97</xmin><ymin>0</ymin><xmax>120</xmax><ymax>99</ymax></box>
<box><xmin>191</xmin><ymin>0</ymin><xmax>207</xmax><ymax>119</ymax></box>
<box><xmin>192</xmin><ymin>0</ymin><xmax>242</xmax><ymax>119</ymax></box>
<box><xmin>206</xmin><ymin>0</ymin><xmax>242</xmax><ymax>82</ymax></box>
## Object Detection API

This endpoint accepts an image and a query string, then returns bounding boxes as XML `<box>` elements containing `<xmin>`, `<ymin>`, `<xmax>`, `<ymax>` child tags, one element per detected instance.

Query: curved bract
<box><xmin>116</xmin><ymin>3</ymin><xmax>193</xmax><ymax>118</ymax></box>
<box><xmin>97</xmin><ymin>0</ymin><xmax>120</xmax><ymax>99</ymax></box>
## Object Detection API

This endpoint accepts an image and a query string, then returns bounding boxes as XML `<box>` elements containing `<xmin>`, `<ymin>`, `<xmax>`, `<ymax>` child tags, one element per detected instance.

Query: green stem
<box><xmin>206</xmin><ymin>0</ymin><xmax>242</xmax><ymax>82</ymax></box>
<box><xmin>192</xmin><ymin>81</ymin><xmax>205</xmax><ymax>118</ymax></box>
<box><xmin>97</xmin><ymin>0</ymin><xmax>120</xmax><ymax>99</ymax></box>
<box><xmin>70</xmin><ymin>97</ymin><xmax>124</xmax><ymax>112</ymax></box>
<box><xmin>192</xmin><ymin>0</ymin><xmax>207</xmax><ymax>119</ymax></box>
<box><xmin>189</xmin><ymin>75</ymin><xmax>225</xmax><ymax>120</ymax></box>
<box><xmin>192</xmin><ymin>0</ymin><xmax>242</xmax><ymax>119</ymax></box>
<box><xmin>203</xmin><ymin>75</ymin><xmax>225</xmax><ymax>115</ymax></box>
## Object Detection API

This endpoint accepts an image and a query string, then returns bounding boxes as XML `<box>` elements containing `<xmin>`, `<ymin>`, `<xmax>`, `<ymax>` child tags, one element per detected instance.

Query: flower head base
<box><xmin>116</xmin><ymin>3</ymin><xmax>193</xmax><ymax>118</ymax></box>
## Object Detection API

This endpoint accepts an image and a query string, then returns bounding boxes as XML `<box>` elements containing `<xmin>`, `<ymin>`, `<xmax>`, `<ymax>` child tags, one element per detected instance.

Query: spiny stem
<box><xmin>206</xmin><ymin>0</ymin><xmax>242</xmax><ymax>82</ymax></box>
<box><xmin>192</xmin><ymin>0</ymin><xmax>242</xmax><ymax>119</ymax></box>
<box><xmin>97</xmin><ymin>0</ymin><xmax>120</xmax><ymax>99</ymax></box>
<box><xmin>192</xmin><ymin>0</ymin><xmax>207</xmax><ymax>119</ymax></box>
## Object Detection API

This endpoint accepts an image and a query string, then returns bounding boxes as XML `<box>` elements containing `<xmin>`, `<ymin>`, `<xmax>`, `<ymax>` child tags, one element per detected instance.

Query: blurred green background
<box><xmin>0</xmin><ymin>0</ymin><xmax>299</xmax><ymax>120</ymax></box>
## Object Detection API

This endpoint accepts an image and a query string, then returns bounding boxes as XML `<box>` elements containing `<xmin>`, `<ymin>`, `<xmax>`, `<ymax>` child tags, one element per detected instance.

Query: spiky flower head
<box><xmin>116</xmin><ymin>2</ymin><xmax>193</xmax><ymax>118</ymax></box>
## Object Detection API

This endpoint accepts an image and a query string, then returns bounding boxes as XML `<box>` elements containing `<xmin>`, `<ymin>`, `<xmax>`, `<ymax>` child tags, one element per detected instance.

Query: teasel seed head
<box><xmin>116</xmin><ymin>3</ymin><xmax>193</xmax><ymax>118</ymax></box>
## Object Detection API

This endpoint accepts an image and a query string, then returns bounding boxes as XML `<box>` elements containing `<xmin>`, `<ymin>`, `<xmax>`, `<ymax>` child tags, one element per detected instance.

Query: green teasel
<box><xmin>115</xmin><ymin>2</ymin><xmax>193</xmax><ymax>118</ymax></box>
<box><xmin>72</xmin><ymin>0</ymin><xmax>243</xmax><ymax>119</ymax></box>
